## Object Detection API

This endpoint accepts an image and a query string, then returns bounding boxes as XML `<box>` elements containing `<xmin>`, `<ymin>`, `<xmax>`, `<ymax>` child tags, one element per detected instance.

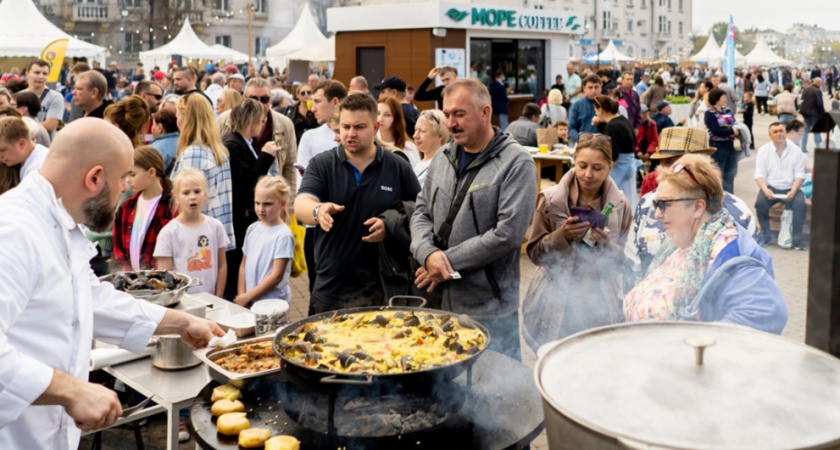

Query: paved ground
<box><xmin>80</xmin><ymin>107</ymin><xmax>814</xmax><ymax>450</ymax></box>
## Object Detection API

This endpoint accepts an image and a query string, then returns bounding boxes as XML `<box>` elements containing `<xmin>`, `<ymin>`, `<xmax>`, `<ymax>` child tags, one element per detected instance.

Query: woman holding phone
<box><xmin>521</xmin><ymin>133</ymin><xmax>632</xmax><ymax>351</ymax></box>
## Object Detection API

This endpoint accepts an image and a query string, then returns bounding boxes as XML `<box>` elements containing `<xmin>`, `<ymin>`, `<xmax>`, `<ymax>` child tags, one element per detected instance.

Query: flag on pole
<box><xmin>40</xmin><ymin>39</ymin><xmax>69</xmax><ymax>83</ymax></box>
<box><xmin>722</xmin><ymin>15</ymin><xmax>736</xmax><ymax>85</ymax></box>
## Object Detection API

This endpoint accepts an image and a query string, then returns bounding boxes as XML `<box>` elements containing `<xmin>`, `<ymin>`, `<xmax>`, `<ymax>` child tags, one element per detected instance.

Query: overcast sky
<box><xmin>692</xmin><ymin>0</ymin><xmax>836</xmax><ymax>34</ymax></box>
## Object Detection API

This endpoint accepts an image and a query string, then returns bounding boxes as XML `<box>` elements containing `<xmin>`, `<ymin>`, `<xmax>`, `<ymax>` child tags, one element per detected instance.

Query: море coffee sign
<box><xmin>441</xmin><ymin>3</ymin><xmax>584</xmax><ymax>34</ymax></box>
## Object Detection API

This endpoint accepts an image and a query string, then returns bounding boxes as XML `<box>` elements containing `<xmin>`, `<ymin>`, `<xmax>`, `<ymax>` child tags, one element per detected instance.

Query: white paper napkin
<box><xmin>208</xmin><ymin>329</ymin><xmax>237</xmax><ymax>348</ymax></box>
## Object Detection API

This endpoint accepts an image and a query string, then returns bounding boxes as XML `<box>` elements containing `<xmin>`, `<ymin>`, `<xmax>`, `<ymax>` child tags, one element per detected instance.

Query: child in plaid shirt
<box><xmin>112</xmin><ymin>146</ymin><xmax>176</xmax><ymax>271</ymax></box>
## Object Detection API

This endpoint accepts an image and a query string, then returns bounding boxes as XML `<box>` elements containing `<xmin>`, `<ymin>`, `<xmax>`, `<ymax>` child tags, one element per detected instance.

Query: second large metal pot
<box><xmin>534</xmin><ymin>322</ymin><xmax>840</xmax><ymax>450</ymax></box>
<box><xmin>273</xmin><ymin>297</ymin><xmax>490</xmax><ymax>387</ymax></box>
<box><xmin>151</xmin><ymin>335</ymin><xmax>201</xmax><ymax>370</ymax></box>
<box><xmin>100</xmin><ymin>270</ymin><xmax>200</xmax><ymax>307</ymax></box>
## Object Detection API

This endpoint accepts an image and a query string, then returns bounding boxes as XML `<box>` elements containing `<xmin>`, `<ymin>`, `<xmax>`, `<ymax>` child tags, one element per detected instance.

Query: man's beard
<box><xmin>82</xmin><ymin>182</ymin><xmax>115</xmax><ymax>232</ymax></box>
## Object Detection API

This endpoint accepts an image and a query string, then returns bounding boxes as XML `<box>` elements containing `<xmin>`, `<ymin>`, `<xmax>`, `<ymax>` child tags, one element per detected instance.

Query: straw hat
<box><xmin>650</xmin><ymin>127</ymin><xmax>715</xmax><ymax>160</ymax></box>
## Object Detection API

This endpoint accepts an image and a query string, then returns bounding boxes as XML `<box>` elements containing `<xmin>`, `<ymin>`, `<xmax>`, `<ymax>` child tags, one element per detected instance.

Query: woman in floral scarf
<box><xmin>624</xmin><ymin>154</ymin><xmax>787</xmax><ymax>334</ymax></box>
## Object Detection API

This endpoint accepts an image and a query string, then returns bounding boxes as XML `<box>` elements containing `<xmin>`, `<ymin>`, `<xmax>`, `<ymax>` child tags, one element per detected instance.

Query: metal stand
<box><xmin>806</xmin><ymin>113</ymin><xmax>840</xmax><ymax>357</ymax></box>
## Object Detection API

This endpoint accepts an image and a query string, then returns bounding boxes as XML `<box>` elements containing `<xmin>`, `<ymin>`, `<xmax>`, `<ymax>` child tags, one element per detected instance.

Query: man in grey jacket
<box><xmin>410</xmin><ymin>79</ymin><xmax>537</xmax><ymax>360</ymax></box>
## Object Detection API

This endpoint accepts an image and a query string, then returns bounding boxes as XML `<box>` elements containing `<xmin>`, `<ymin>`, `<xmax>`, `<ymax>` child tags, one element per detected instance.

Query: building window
<box><xmin>254</xmin><ymin>0</ymin><xmax>268</xmax><ymax>13</ymax></box>
<box><xmin>126</xmin><ymin>33</ymin><xmax>142</xmax><ymax>54</ymax></box>
<box><xmin>212</xmin><ymin>0</ymin><xmax>230</xmax><ymax>12</ymax></box>
<box><xmin>627</xmin><ymin>20</ymin><xmax>633</xmax><ymax>33</ymax></box>
<box><xmin>626</xmin><ymin>0</ymin><xmax>633</xmax><ymax>6</ymax></box>
<box><xmin>255</xmin><ymin>37</ymin><xmax>270</xmax><ymax>56</ymax></box>
<box><xmin>667</xmin><ymin>0</ymin><xmax>671</xmax><ymax>9</ymax></box>
<box><xmin>667</xmin><ymin>20</ymin><xmax>671</xmax><ymax>34</ymax></box>
<box><xmin>602</xmin><ymin>11</ymin><xmax>611</xmax><ymax>30</ymax></box>
<box><xmin>612</xmin><ymin>19</ymin><xmax>618</xmax><ymax>32</ymax></box>
<box><xmin>125</xmin><ymin>0</ymin><xmax>141</xmax><ymax>8</ymax></box>
<box><xmin>678</xmin><ymin>0</ymin><xmax>683</xmax><ymax>10</ymax></box>
<box><xmin>216</xmin><ymin>35</ymin><xmax>231</xmax><ymax>47</ymax></box>
<box><xmin>658</xmin><ymin>16</ymin><xmax>665</xmax><ymax>32</ymax></box>
<box><xmin>678</xmin><ymin>21</ymin><xmax>683</xmax><ymax>35</ymax></box>
<box><xmin>658</xmin><ymin>0</ymin><xmax>664</xmax><ymax>6</ymax></box>
<box><xmin>626</xmin><ymin>46</ymin><xmax>634</xmax><ymax>57</ymax></box>
<box><xmin>470</xmin><ymin>38</ymin><xmax>545</xmax><ymax>95</ymax></box>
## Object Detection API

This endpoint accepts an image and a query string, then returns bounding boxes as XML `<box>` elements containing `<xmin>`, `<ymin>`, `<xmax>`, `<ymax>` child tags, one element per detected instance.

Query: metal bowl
<box><xmin>193</xmin><ymin>336</ymin><xmax>282</xmax><ymax>388</ymax></box>
<box><xmin>99</xmin><ymin>270</ymin><xmax>200</xmax><ymax>307</ymax></box>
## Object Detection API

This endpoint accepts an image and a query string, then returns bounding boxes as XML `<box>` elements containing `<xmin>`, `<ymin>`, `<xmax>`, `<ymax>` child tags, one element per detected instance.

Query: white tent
<box><xmin>211</xmin><ymin>44</ymin><xmax>249</xmax><ymax>64</ymax></box>
<box><xmin>690</xmin><ymin>37</ymin><xmax>722</xmax><ymax>66</ymax></box>
<box><xmin>265</xmin><ymin>3</ymin><xmax>326</xmax><ymax>66</ymax></box>
<box><xmin>283</xmin><ymin>36</ymin><xmax>335</xmax><ymax>62</ymax></box>
<box><xmin>0</xmin><ymin>0</ymin><xmax>107</xmax><ymax>61</ymax></box>
<box><xmin>744</xmin><ymin>39</ymin><xmax>793</xmax><ymax>66</ymax></box>
<box><xmin>139</xmin><ymin>18</ymin><xmax>230</xmax><ymax>70</ymax></box>
<box><xmin>584</xmin><ymin>40</ymin><xmax>634</xmax><ymax>63</ymax></box>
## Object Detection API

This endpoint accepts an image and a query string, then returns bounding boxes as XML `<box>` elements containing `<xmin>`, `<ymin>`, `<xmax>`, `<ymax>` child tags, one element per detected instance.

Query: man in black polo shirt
<box><xmin>295</xmin><ymin>93</ymin><xmax>421</xmax><ymax>314</ymax></box>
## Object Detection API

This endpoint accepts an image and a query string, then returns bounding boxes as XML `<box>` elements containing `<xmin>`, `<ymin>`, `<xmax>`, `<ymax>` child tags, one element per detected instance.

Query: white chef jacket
<box><xmin>0</xmin><ymin>172</ymin><xmax>167</xmax><ymax>449</ymax></box>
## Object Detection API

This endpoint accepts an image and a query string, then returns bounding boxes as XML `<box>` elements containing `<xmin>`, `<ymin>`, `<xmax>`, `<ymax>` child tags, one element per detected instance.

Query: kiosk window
<box><xmin>470</xmin><ymin>38</ymin><xmax>545</xmax><ymax>95</ymax></box>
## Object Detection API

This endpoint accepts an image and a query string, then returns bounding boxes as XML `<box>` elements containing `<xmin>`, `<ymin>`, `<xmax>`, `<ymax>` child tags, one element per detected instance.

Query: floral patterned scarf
<box><xmin>647</xmin><ymin>209</ymin><xmax>736</xmax><ymax>321</ymax></box>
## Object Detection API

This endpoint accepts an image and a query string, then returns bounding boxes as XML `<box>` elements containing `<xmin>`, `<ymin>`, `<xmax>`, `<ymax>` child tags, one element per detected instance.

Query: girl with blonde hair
<box><xmin>172</xmin><ymin>93</ymin><xmax>235</xmax><ymax>250</ymax></box>
<box><xmin>216</xmin><ymin>88</ymin><xmax>242</xmax><ymax>115</ymax></box>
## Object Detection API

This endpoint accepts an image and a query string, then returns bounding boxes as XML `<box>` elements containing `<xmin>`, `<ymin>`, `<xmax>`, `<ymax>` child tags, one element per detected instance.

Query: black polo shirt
<box><xmin>298</xmin><ymin>145</ymin><xmax>421</xmax><ymax>306</ymax></box>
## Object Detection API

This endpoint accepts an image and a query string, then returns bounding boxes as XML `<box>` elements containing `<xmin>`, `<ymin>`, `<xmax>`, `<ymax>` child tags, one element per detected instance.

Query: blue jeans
<box><xmin>496</xmin><ymin>113</ymin><xmax>509</xmax><ymax>130</ymax></box>
<box><xmin>802</xmin><ymin>115</ymin><xmax>822</xmax><ymax>152</ymax></box>
<box><xmin>710</xmin><ymin>140</ymin><xmax>738</xmax><ymax>194</ymax></box>
<box><xmin>778</xmin><ymin>113</ymin><xmax>795</xmax><ymax>126</ymax></box>
<box><xmin>609</xmin><ymin>153</ymin><xmax>638</xmax><ymax>212</ymax></box>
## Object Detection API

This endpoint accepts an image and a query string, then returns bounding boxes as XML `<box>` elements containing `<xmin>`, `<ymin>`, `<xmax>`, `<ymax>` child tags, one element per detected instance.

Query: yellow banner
<box><xmin>40</xmin><ymin>39</ymin><xmax>69</xmax><ymax>83</ymax></box>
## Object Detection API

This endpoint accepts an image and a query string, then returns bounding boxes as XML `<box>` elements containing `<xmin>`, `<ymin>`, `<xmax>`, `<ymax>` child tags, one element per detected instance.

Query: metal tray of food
<box><xmin>194</xmin><ymin>336</ymin><xmax>281</xmax><ymax>386</ymax></box>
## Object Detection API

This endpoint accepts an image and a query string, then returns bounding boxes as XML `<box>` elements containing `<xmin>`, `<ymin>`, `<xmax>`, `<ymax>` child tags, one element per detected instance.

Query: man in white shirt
<box><xmin>296</xmin><ymin>79</ymin><xmax>347</xmax><ymax>294</ymax></box>
<box><xmin>205</xmin><ymin>72</ymin><xmax>226</xmax><ymax>112</ymax></box>
<box><xmin>0</xmin><ymin>118</ymin><xmax>224</xmax><ymax>448</ymax></box>
<box><xmin>754</xmin><ymin>122</ymin><xmax>809</xmax><ymax>250</ymax></box>
<box><xmin>0</xmin><ymin>116</ymin><xmax>49</xmax><ymax>180</ymax></box>
<box><xmin>24</xmin><ymin>59</ymin><xmax>65</xmax><ymax>136</ymax></box>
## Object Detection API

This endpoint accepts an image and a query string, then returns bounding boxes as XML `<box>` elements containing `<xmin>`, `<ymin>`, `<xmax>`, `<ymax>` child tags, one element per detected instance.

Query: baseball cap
<box><xmin>656</xmin><ymin>101</ymin><xmax>670</xmax><ymax>112</ymax></box>
<box><xmin>373</xmin><ymin>76</ymin><xmax>407</xmax><ymax>92</ymax></box>
<box><xmin>640</xmin><ymin>104</ymin><xmax>649</xmax><ymax>113</ymax></box>
<box><xmin>225</xmin><ymin>64</ymin><xmax>239</xmax><ymax>74</ymax></box>
<box><xmin>228</xmin><ymin>73</ymin><xmax>245</xmax><ymax>82</ymax></box>
<box><xmin>153</xmin><ymin>70</ymin><xmax>165</xmax><ymax>81</ymax></box>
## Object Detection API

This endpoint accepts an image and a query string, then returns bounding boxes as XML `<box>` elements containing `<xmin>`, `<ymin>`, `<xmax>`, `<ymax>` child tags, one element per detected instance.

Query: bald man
<box><xmin>0</xmin><ymin>118</ymin><xmax>225</xmax><ymax>449</ymax></box>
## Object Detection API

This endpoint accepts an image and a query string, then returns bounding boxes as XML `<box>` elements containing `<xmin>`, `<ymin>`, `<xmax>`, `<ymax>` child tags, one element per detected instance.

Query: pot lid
<box><xmin>535</xmin><ymin>322</ymin><xmax>840</xmax><ymax>449</ymax></box>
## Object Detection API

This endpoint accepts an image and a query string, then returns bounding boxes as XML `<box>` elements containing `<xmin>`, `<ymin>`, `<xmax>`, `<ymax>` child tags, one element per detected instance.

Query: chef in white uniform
<box><xmin>0</xmin><ymin>118</ymin><xmax>225</xmax><ymax>449</ymax></box>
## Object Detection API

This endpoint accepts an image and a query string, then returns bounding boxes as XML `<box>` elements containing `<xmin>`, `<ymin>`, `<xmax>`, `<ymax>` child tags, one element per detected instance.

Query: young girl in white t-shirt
<box><xmin>234</xmin><ymin>176</ymin><xmax>294</xmax><ymax>308</ymax></box>
<box><xmin>154</xmin><ymin>168</ymin><xmax>230</xmax><ymax>296</ymax></box>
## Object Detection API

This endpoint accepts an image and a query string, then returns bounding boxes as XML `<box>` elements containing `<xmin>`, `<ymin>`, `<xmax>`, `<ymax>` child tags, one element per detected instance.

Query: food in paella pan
<box><xmin>276</xmin><ymin>311</ymin><xmax>486</xmax><ymax>375</ymax></box>
<box><xmin>211</xmin><ymin>384</ymin><xmax>241</xmax><ymax>402</ymax></box>
<box><xmin>238</xmin><ymin>428</ymin><xmax>272</xmax><ymax>448</ymax></box>
<box><xmin>265</xmin><ymin>435</ymin><xmax>301</xmax><ymax>450</ymax></box>
<box><xmin>216</xmin><ymin>412</ymin><xmax>251</xmax><ymax>436</ymax></box>
<box><xmin>213</xmin><ymin>341</ymin><xmax>282</xmax><ymax>374</ymax></box>
<box><xmin>109</xmin><ymin>270</ymin><xmax>185</xmax><ymax>292</ymax></box>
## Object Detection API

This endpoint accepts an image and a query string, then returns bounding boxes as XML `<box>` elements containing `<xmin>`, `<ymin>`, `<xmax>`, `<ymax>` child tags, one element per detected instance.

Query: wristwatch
<box><xmin>313</xmin><ymin>203</ymin><xmax>322</xmax><ymax>223</ymax></box>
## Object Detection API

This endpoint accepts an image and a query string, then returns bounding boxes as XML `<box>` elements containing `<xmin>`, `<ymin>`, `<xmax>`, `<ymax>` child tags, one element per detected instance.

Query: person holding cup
<box><xmin>504</xmin><ymin>102</ymin><xmax>541</xmax><ymax>147</ymax></box>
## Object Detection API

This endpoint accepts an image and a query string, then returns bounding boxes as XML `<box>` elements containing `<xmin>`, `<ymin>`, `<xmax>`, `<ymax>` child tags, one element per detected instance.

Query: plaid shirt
<box><xmin>112</xmin><ymin>189</ymin><xmax>176</xmax><ymax>271</ymax></box>
<box><xmin>171</xmin><ymin>145</ymin><xmax>236</xmax><ymax>250</ymax></box>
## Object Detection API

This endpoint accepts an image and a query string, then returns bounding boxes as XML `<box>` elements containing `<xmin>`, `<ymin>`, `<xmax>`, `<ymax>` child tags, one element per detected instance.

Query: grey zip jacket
<box><xmin>410</xmin><ymin>128</ymin><xmax>537</xmax><ymax>318</ymax></box>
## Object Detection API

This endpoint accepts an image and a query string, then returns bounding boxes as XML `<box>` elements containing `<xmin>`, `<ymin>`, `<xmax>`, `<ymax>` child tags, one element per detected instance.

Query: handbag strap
<box><xmin>434</xmin><ymin>167</ymin><xmax>480</xmax><ymax>250</ymax></box>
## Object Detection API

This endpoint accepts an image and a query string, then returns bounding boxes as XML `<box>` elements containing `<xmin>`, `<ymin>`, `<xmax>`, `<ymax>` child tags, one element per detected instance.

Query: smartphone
<box><xmin>569</xmin><ymin>207</ymin><xmax>606</xmax><ymax>230</ymax></box>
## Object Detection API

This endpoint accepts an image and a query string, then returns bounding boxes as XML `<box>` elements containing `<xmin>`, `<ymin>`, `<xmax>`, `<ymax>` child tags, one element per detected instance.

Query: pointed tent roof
<box><xmin>265</xmin><ymin>3</ymin><xmax>326</xmax><ymax>64</ymax></box>
<box><xmin>139</xmin><ymin>18</ymin><xmax>232</xmax><ymax>69</ymax></box>
<box><xmin>744</xmin><ymin>39</ymin><xmax>793</xmax><ymax>66</ymax></box>
<box><xmin>283</xmin><ymin>36</ymin><xmax>335</xmax><ymax>62</ymax></box>
<box><xmin>589</xmin><ymin>40</ymin><xmax>634</xmax><ymax>62</ymax></box>
<box><xmin>690</xmin><ymin>37</ymin><xmax>722</xmax><ymax>65</ymax></box>
<box><xmin>0</xmin><ymin>0</ymin><xmax>107</xmax><ymax>60</ymax></box>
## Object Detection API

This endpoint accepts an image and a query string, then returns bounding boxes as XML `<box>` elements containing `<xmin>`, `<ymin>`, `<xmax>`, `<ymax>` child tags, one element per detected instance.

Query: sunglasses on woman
<box><xmin>671</xmin><ymin>163</ymin><xmax>702</xmax><ymax>187</ymax></box>
<box><xmin>421</xmin><ymin>110</ymin><xmax>440</xmax><ymax>124</ymax></box>
<box><xmin>653</xmin><ymin>198</ymin><xmax>698</xmax><ymax>213</ymax></box>
<box><xmin>299</xmin><ymin>90</ymin><xmax>312</xmax><ymax>96</ymax></box>
<box><xmin>249</xmin><ymin>95</ymin><xmax>270</xmax><ymax>104</ymax></box>
<box><xmin>578</xmin><ymin>132</ymin><xmax>611</xmax><ymax>145</ymax></box>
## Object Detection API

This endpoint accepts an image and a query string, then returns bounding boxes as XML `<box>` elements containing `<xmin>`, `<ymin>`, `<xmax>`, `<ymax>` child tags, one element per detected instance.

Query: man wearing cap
<box><xmin>635</xmin><ymin>104</ymin><xmax>659</xmax><ymax>166</ymax></box>
<box><xmin>227</xmin><ymin>73</ymin><xmax>245</xmax><ymax>93</ymax></box>
<box><xmin>651</xmin><ymin>101</ymin><xmax>686</xmax><ymax>134</ymax></box>
<box><xmin>624</xmin><ymin>127</ymin><xmax>760</xmax><ymax>290</ymax></box>
<box><xmin>375</xmin><ymin>76</ymin><xmax>418</xmax><ymax>136</ymax></box>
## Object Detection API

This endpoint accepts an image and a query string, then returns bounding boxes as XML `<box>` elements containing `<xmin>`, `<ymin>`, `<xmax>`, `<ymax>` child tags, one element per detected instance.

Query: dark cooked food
<box><xmin>111</xmin><ymin>270</ymin><xmax>184</xmax><ymax>292</ymax></box>
<box><xmin>276</xmin><ymin>311</ymin><xmax>486</xmax><ymax>374</ymax></box>
<box><xmin>213</xmin><ymin>341</ymin><xmax>282</xmax><ymax>374</ymax></box>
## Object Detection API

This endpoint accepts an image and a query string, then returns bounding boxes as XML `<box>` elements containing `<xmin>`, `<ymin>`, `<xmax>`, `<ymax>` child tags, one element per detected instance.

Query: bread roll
<box><xmin>238</xmin><ymin>428</ymin><xmax>272</xmax><ymax>448</ymax></box>
<box><xmin>211</xmin><ymin>399</ymin><xmax>245</xmax><ymax>416</ymax></box>
<box><xmin>211</xmin><ymin>384</ymin><xmax>241</xmax><ymax>402</ymax></box>
<box><xmin>265</xmin><ymin>435</ymin><xmax>301</xmax><ymax>450</ymax></box>
<box><xmin>216</xmin><ymin>412</ymin><xmax>250</xmax><ymax>436</ymax></box>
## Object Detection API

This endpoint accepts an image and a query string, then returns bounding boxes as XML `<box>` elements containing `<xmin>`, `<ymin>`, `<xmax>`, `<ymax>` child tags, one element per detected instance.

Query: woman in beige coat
<box><xmin>522</xmin><ymin>133</ymin><xmax>632</xmax><ymax>351</ymax></box>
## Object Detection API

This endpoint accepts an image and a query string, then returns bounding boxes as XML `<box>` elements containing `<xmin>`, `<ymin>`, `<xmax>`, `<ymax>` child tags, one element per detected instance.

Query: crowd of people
<box><xmin>0</xmin><ymin>54</ymin><xmax>818</xmax><ymax>447</ymax></box>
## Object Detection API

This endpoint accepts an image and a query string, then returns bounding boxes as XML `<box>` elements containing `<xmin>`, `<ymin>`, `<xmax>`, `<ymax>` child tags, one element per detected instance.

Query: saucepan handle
<box><xmin>320</xmin><ymin>375</ymin><xmax>374</xmax><ymax>386</ymax></box>
<box><xmin>388</xmin><ymin>296</ymin><xmax>427</xmax><ymax>308</ymax></box>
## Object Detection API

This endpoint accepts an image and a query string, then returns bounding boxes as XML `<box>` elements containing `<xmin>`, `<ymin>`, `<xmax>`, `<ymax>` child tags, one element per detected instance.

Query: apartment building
<box><xmin>32</xmin><ymin>0</ymin><xmax>299</xmax><ymax>64</ymax></box>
